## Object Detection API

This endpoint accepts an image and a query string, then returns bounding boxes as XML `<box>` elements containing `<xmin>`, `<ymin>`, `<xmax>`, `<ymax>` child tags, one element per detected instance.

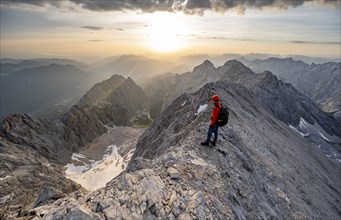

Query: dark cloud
<box><xmin>69</xmin><ymin>0</ymin><xmax>174</xmax><ymax>12</ymax></box>
<box><xmin>82</xmin><ymin>26</ymin><xmax>104</xmax><ymax>30</ymax></box>
<box><xmin>289</xmin><ymin>40</ymin><xmax>340</xmax><ymax>45</ymax></box>
<box><xmin>115</xmin><ymin>28</ymin><xmax>124</xmax><ymax>31</ymax></box>
<box><xmin>186</xmin><ymin>0</ymin><xmax>211</xmax><ymax>9</ymax></box>
<box><xmin>0</xmin><ymin>0</ymin><xmax>48</xmax><ymax>6</ymax></box>
<box><xmin>1</xmin><ymin>0</ymin><xmax>340</xmax><ymax>14</ymax></box>
<box><xmin>0</xmin><ymin>0</ymin><xmax>63</xmax><ymax>7</ymax></box>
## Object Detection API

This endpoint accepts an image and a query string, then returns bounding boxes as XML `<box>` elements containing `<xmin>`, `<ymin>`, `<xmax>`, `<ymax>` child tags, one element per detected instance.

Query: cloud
<box><xmin>82</xmin><ymin>26</ymin><xmax>104</xmax><ymax>31</ymax></box>
<box><xmin>115</xmin><ymin>28</ymin><xmax>124</xmax><ymax>31</ymax></box>
<box><xmin>88</xmin><ymin>39</ymin><xmax>106</xmax><ymax>42</ymax></box>
<box><xmin>1</xmin><ymin>0</ymin><xmax>340</xmax><ymax>15</ymax></box>
<box><xmin>0</xmin><ymin>0</ymin><xmax>63</xmax><ymax>7</ymax></box>
<box><xmin>289</xmin><ymin>40</ymin><xmax>340</xmax><ymax>45</ymax></box>
<box><xmin>197</xmin><ymin>36</ymin><xmax>254</xmax><ymax>41</ymax></box>
<box><xmin>0</xmin><ymin>0</ymin><xmax>48</xmax><ymax>6</ymax></box>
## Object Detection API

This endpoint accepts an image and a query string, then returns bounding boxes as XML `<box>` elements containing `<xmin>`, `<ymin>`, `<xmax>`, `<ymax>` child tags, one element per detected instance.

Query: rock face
<box><xmin>0</xmin><ymin>132</ymin><xmax>80</xmax><ymax>219</ymax></box>
<box><xmin>28</xmin><ymin>80</ymin><xmax>341</xmax><ymax>219</ymax></box>
<box><xmin>145</xmin><ymin>60</ymin><xmax>341</xmax><ymax>162</ymax></box>
<box><xmin>242</xmin><ymin>58</ymin><xmax>341</xmax><ymax>121</ymax></box>
<box><xmin>144</xmin><ymin>60</ymin><xmax>222</xmax><ymax>119</ymax></box>
<box><xmin>218</xmin><ymin>63</ymin><xmax>341</xmax><ymax>139</ymax></box>
<box><xmin>62</xmin><ymin>75</ymin><xmax>149</xmax><ymax>147</ymax></box>
<box><xmin>0</xmin><ymin>75</ymin><xmax>149</xmax><ymax>218</ymax></box>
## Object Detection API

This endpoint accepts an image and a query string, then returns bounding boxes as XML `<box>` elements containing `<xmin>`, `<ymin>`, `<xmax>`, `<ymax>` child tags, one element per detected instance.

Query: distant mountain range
<box><xmin>0</xmin><ymin>58</ymin><xmax>88</xmax><ymax>74</ymax></box>
<box><xmin>1</xmin><ymin>54</ymin><xmax>339</xmax><ymax>125</ymax></box>
<box><xmin>0</xmin><ymin>55</ymin><xmax>193</xmax><ymax>121</ymax></box>
<box><xmin>177</xmin><ymin>53</ymin><xmax>339</xmax><ymax>67</ymax></box>
<box><xmin>93</xmin><ymin>55</ymin><xmax>192</xmax><ymax>86</ymax></box>
<box><xmin>0</xmin><ymin>64</ymin><xmax>97</xmax><ymax>121</ymax></box>
<box><xmin>174</xmin><ymin>55</ymin><xmax>340</xmax><ymax>122</ymax></box>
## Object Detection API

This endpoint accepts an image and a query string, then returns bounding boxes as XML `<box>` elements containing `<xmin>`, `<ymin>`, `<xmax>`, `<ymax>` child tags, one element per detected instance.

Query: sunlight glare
<box><xmin>145</xmin><ymin>13</ymin><xmax>189</xmax><ymax>53</ymax></box>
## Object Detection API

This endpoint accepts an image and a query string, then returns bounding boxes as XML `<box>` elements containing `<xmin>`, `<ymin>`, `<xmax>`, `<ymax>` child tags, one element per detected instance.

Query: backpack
<box><xmin>217</xmin><ymin>105</ymin><xmax>229</xmax><ymax>127</ymax></box>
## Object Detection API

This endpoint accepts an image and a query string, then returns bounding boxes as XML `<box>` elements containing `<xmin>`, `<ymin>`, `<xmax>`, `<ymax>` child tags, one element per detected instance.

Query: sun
<box><xmin>145</xmin><ymin>12</ymin><xmax>189</xmax><ymax>53</ymax></box>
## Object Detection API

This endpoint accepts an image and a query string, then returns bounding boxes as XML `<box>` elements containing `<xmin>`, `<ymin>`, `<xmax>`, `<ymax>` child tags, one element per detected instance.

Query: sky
<box><xmin>0</xmin><ymin>0</ymin><xmax>340</xmax><ymax>61</ymax></box>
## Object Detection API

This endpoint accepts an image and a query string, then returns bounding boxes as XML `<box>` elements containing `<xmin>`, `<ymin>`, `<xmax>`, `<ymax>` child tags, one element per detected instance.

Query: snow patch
<box><xmin>195</xmin><ymin>104</ymin><xmax>208</xmax><ymax>115</ymax></box>
<box><xmin>181</xmin><ymin>100</ymin><xmax>187</xmax><ymax>107</ymax></box>
<box><xmin>0</xmin><ymin>175</ymin><xmax>11</xmax><ymax>181</ymax></box>
<box><xmin>72</xmin><ymin>153</ymin><xmax>87</xmax><ymax>161</ymax></box>
<box><xmin>318</xmin><ymin>131</ymin><xmax>330</xmax><ymax>141</ymax></box>
<box><xmin>299</xmin><ymin>118</ymin><xmax>310</xmax><ymax>129</ymax></box>
<box><xmin>65</xmin><ymin>144</ymin><xmax>135</xmax><ymax>191</ymax></box>
<box><xmin>289</xmin><ymin>125</ymin><xmax>308</xmax><ymax>137</ymax></box>
<box><xmin>291</xmin><ymin>117</ymin><xmax>340</xmax><ymax>143</ymax></box>
<box><xmin>289</xmin><ymin>118</ymin><xmax>341</xmax><ymax>163</ymax></box>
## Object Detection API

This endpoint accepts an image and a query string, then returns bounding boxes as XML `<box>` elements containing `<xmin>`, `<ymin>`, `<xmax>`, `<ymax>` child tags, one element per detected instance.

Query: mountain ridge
<box><xmin>26</xmin><ymin>79</ymin><xmax>341</xmax><ymax>219</ymax></box>
<box><xmin>1</xmin><ymin>59</ymin><xmax>340</xmax><ymax>219</ymax></box>
<box><xmin>242</xmin><ymin>58</ymin><xmax>341</xmax><ymax>121</ymax></box>
<box><xmin>0</xmin><ymin>75</ymin><xmax>149</xmax><ymax>217</ymax></box>
<box><xmin>145</xmin><ymin>59</ymin><xmax>341</xmax><ymax>162</ymax></box>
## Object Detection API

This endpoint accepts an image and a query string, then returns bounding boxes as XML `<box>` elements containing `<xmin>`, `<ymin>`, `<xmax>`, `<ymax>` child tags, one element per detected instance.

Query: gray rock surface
<box><xmin>0</xmin><ymin>75</ymin><xmax>149</xmax><ymax>218</ymax></box>
<box><xmin>27</xmin><ymin>80</ymin><xmax>341</xmax><ymax>219</ymax></box>
<box><xmin>243</xmin><ymin>57</ymin><xmax>341</xmax><ymax>121</ymax></box>
<box><xmin>33</xmin><ymin>186</ymin><xmax>64</xmax><ymax>208</ymax></box>
<box><xmin>167</xmin><ymin>167</ymin><xmax>180</xmax><ymax>179</ymax></box>
<box><xmin>145</xmin><ymin>60</ymin><xmax>341</xmax><ymax>161</ymax></box>
<box><xmin>0</xmin><ymin>134</ymin><xmax>80</xmax><ymax>219</ymax></box>
<box><xmin>62</xmin><ymin>75</ymin><xmax>149</xmax><ymax>148</ymax></box>
<box><xmin>218</xmin><ymin>62</ymin><xmax>341</xmax><ymax>138</ymax></box>
<box><xmin>144</xmin><ymin>60</ymin><xmax>221</xmax><ymax>119</ymax></box>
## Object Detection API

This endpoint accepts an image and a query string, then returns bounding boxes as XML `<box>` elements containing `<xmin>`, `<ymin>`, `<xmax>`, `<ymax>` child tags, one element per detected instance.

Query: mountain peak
<box><xmin>222</xmin><ymin>59</ymin><xmax>244</xmax><ymax>66</ymax></box>
<box><xmin>218</xmin><ymin>59</ymin><xmax>254</xmax><ymax>81</ymax></box>
<box><xmin>221</xmin><ymin>59</ymin><xmax>253</xmax><ymax>72</ymax></box>
<box><xmin>192</xmin><ymin>60</ymin><xmax>215</xmax><ymax>72</ymax></box>
<box><xmin>260</xmin><ymin>70</ymin><xmax>278</xmax><ymax>81</ymax></box>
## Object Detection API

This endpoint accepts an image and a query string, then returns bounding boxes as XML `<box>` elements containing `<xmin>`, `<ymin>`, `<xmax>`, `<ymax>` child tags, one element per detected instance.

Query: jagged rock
<box><xmin>145</xmin><ymin>60</ymin><xmax>341</xmax><ymax>162</ymax></box>
<box><xmin>0</xmin><ymin>75</ymin><xmax>150</xmax><ymax>217</ymax></box>
<box><xmin>1</xmin><ymin>60</ymin><xmax>341</xmax><ymax>220</ymax></box>
<box><xmin>62</xmin><ymin>75</ymin><xmax>149</xmax><ymax>147</ymax></box>
<box><xmin>65</xmin><ymin>207</ymin><xmax>100</xmax><ymax>220</ymax></box>
<box><xmin>167</xmin><ymin>167</ymin><xmax>180</xmax><ymax>179</ymax></box>
<box><xmin>128</xmin><ymin>80</ymin><xmax>340</xmax><ymax>219</ymax></box>
<box><xmin>33</xmin><ymin>186</ymin><xmax>64</xmax><ymax>208</ymax></box>
<box><xmin>243</xmin><ymin>58</ymin><xmax>341</xmax><ymax>115</ymax></box>
<box><xmin>28</xmin><ymin>78</ymin><xmax>341</xmax><ymax>219</ymax></box>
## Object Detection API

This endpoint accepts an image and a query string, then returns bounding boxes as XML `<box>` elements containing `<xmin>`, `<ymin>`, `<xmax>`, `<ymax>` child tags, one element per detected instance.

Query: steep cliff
<box><xmin>0</xmin><ymin>75</ymin><xmax>149</xmax><ymax>218</ymax></box>
<box><xmin>243</xmin><ymin>58</ymin><xmax>341</xmax><ymax>121</ymax></box>
<box><xmin>146</xmin><ymin>60</ymin><xmax>341</xmax><ymax>162</ymax></box>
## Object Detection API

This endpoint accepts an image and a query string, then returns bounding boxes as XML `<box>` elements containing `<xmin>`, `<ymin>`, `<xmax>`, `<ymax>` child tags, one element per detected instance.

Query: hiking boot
<box><xmin>211</xmin><ymin>141</ymin><xmax>216</xmax><ymax>147</ymax></box>
<box><xmin>200</xmin><ymin>141</ymin><xmax>209</xmax><ymax>146</ymax></box>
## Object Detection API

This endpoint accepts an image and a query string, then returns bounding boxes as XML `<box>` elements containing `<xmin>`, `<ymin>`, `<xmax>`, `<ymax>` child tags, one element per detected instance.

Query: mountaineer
<box><xmin>201</xmin><ymin>95</ymin><xmax>221</xmax><ymax>146</ymax></box>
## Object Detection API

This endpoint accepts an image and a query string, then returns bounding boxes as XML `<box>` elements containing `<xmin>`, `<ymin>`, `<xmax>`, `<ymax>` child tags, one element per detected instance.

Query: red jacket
<box><xmin>210</xmin><ymin>102</ymin><xmax>222</xmax><ymax>126</ymax></box>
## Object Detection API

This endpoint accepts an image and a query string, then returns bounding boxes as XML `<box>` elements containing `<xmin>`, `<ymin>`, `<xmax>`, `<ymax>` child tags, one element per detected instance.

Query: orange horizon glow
<box><xmin>0</xmin><ymin>4</ymin><xmax>340</xmax><ymax>60</ymax></box>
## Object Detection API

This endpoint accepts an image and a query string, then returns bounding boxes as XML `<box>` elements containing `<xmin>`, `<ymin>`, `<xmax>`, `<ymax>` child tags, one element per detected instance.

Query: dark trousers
<box><xmin>206</xmin><ymin>124</ymin><xmax>219</xmax><ymax>143</ymax></box>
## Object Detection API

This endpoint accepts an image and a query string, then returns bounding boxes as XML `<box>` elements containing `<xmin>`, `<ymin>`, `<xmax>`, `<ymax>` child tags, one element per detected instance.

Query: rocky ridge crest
<box><xmin>28</xmin><ymin>80</ymin><xmax>341</xmax><ymax>219</ymax></box>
